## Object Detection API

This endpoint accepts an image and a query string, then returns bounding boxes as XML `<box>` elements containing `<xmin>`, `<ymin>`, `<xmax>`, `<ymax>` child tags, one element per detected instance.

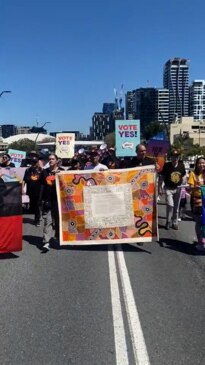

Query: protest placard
<box><xmin>8</xmin><ymin>149</ymin><xmax>26</xmax><ymax>167</ymax></box>
<box><xmin>146</xmin><ymin>139</ymin><xmax>170</xmax><ymax>172</ymax></box>
<box><xmin>55</xmin><ymin>133</ymin><xmax>75</xmax><ymax>158</ymax></box>
<box><xmin>115</xmin><ymin>120</ymin><xmax>140</xmax><ymax>157</ymax></box>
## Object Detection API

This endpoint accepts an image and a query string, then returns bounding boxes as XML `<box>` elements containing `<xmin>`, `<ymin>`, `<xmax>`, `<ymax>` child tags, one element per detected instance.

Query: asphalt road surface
<box><xmin>1</xmin><ymin>200</ymin><xmax>205</xmax><ymax>365</ymax></box>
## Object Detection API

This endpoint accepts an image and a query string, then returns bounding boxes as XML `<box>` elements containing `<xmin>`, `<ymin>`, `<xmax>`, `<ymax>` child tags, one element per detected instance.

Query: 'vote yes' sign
<box><xmin>115</xmin><ymin>120</ymin><xmax>140</xmax><ymax>157</ymax></box>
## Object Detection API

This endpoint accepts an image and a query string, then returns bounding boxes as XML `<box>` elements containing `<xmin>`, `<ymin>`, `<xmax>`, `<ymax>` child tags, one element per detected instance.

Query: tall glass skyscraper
<box><xmin>163</xmin><ymin>58</ymin><xmax>189</xmax><ymax>122</ymax></box>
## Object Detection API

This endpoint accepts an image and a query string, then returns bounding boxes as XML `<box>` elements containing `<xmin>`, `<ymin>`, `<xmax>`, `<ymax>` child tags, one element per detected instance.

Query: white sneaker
<box><xmin>43</xmin><ymin>243</ymin><xmax>50</xmax><ymax>250</ymax></box>
<box><xmin>178</xmin><ymin>217</ymin><xmax>181</xmax><ymax>222</ymax></box>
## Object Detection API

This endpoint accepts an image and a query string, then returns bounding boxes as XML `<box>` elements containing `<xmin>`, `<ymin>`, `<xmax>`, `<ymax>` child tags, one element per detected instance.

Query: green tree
<box><xmin>143</xmin><ymin>121</ymin><xmax>165</xmax><ymax>140</ymax></box>
<box><xmin>171</xmin><ymin>134</ymin><xmax>202</xmax><ymax>158</ymax></box>
<box><xmin>104</xmin><ymin>132</ymin><xmax>115</xmax><ymax>148</ymax></box>
<box><xmin>8</xmin><ymin>138</ymin><xmax>35</xmax><ymax>153</ymax></box>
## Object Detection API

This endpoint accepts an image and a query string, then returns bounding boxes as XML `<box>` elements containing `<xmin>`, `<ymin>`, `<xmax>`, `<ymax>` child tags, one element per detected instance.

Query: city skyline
<box><xmin>1</xmin><ymin>0</ymin><xmax>205</xmax><ymax>134</ymax></box>
<box><xmin>2</xmin><ymin>55</ymin><xmax>204</xmax><ymax>135</ymax></box>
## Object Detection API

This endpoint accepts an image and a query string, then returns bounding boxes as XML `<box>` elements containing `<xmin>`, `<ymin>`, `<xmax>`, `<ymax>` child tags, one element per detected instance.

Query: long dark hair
<box><xmin>194</xmin><ymin>156</ymin><xmax>205</xmax><ymax>175</ymax></box>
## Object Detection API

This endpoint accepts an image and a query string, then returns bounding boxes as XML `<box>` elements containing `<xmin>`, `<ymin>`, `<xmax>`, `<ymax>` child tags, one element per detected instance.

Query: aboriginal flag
<box><xmin>0</xmin><ymin>178</ymin><xmax>22</xmax><ymax>253</ymax></box>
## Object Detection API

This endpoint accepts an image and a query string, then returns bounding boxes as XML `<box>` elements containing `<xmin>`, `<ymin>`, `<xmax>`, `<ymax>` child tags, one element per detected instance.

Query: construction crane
<box><xmin>114</xmin><ymin>84</ymin><xmax>123</xmax><ymax>111</ymax></box>
<box><xmin>119</xmin><ymin>84</ymin><xmax>123</xmax><ymax>110</ymax></box>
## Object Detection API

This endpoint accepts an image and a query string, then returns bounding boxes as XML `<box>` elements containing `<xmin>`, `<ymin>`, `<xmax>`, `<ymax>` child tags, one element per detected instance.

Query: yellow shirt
<box><xmin>188</xmin><ymin>171</ymin><xmax>205</xmax><ymax>207</ymax></box>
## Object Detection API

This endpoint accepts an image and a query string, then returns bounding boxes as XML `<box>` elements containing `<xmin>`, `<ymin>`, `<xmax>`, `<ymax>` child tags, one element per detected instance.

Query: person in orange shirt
<box><xmin>188</xmin><ymin>156</ymin><xmax>205</xmax><ymax>252</ymax></box>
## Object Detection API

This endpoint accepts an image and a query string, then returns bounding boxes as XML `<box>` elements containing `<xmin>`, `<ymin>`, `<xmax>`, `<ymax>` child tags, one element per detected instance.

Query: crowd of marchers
<box><xmin>0</xmin><ymin>144</ymin><xmax>205</xmax><ymax>253</ymax></box>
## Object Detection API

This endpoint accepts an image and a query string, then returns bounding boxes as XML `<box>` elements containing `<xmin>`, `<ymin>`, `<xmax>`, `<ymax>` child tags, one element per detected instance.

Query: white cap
<box><xmin>100</xmin><ymin>143</ymin><xmax>107</xmax><ymax>150</ymax></box>
<box><xmin>78</xmin><ymin>148</ymin><xmax>85</xmax><ymax>154</ymax></box>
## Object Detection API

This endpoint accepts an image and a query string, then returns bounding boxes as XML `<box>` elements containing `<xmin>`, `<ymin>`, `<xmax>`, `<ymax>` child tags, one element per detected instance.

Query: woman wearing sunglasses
<box><xmin>0</xmin><ymin>153</ymin><xmax>15</xmax><ymax>168</ymax></box>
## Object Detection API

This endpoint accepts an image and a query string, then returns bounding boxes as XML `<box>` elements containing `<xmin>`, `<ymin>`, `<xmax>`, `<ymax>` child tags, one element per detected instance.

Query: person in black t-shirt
<box><xmin>41</xmin><ymin>154</ymin><xmax>64</xmax><ymax>251</ymax></box>
<box><xmin>23</xmin><ymin>152</ymin><xmax>43</xmax><ymax>226</ymax></box>
<box><xmin>159</xmin><ymin>149</ymin><xmax>186</xmax><ymax>230</ymax></box>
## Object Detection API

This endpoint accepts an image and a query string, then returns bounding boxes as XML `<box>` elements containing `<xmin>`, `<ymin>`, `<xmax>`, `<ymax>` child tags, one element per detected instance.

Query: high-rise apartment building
<box><xmin>163</xmin><ymin>58</ymin><xmax>189</xmax><ymax>122</ymax></box>
<box><xmin>92</xmin><ymin>112</ymin><xmax>115</xmax><ymax>140</ymax></box>
<box><xmin>125</xmin><ymin>90</ymin><xmax>135</xmax><ymax>120</ymax></box>
<box><xmin>125</xmin><ymin>91</ymin><xmax>137</xmax><ymax>120</ymax></box>
<box><xmin>135</xmin><ymin>88</ymin><xmax>156</xmax><ymax>131</ymax></box>
<box><xmin>16</xmin><ymin>126</ymin><xmax>31</xmax><ymax>134</ymax></box>
<box><xmin>189</xmin><ymin>80</ymin><xmax>205</xmax><ymax>120</ymax></box>
<box><xmin>91</xmin><ymin>100</ymin><xmax>124</xmax><ymax>140</ymax></box>
<box><xmin>0</xmin><ymin>124</ymin><xmax>16</xmax><ymax>138</ymax></box>
<box><xmin>155</xmin><ymin>88</ymin><xmax>169</xmax><ymax>124</ymax></box>
<box><xmin>126</xmin><ymin>87</ymin><xmax>169</xmax><ymax>131</ymax></box>
<box><xmin>102</xmin><ymin>103</ymin><xmax>115</xmax><ymax>114</ymax></box>
<box><xmin>126</xmin><ymin>88</ymin><xmax>156</xmax><ymax>130</ymax></box>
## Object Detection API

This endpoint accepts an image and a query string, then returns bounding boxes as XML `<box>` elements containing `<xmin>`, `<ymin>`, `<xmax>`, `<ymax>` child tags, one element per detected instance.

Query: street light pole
<box><xmin>0</xmin><ymin>90</ymin><xmax>11</xmax><ymax>98</ymax></box>
<box><xmin>33</xmin><ymin>122</ymin><xmax>51</xmax><ymax>150</ymax></box>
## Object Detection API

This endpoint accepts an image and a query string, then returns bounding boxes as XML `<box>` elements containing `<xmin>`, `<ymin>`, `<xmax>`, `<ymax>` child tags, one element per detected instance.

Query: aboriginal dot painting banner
<box><xmin>55</xmin><ymin>133</ymin><xmax>75</xmax><ymax>159</ymax></box>
<box><xmin>56</xmin><ymin>166</ymin><xmax>158</xmax><ymax>246</ymax></box>
<box><xmin>115</xmin><ymin>120</ymin><xmax>140</xmax><ymax>157</ymax></box>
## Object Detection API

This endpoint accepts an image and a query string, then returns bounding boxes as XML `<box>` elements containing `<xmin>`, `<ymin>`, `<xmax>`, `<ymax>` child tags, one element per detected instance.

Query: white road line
<box><xmin>117</xmin><ymin>246</ymin><xmax>151</xmax><ymax>365</ymax></box>
<box><xmin>108</xmin><ymin>246</ymin><xmax>129</xmax><ymax>365</ymax></box>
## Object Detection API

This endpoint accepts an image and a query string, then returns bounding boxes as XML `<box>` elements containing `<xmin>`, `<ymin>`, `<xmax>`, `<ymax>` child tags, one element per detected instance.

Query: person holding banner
<box><xmin>131</xmin><ymin>144</ymin><xmax>155</xmax><ymax>167</ymax></box>
<box><xmin>41</xmin><ymin>154</ymin><xmax>64</xmax><ymax>251</ymax></box>
<box><xmin>0</xmin><ymin>154</ymin><xmax>15</xmax><ymax>168</ymax></box>
<box><xmin>188</xmin><ymin>156</ymin><xmax>205</xmax><ymax>252</ymax></box>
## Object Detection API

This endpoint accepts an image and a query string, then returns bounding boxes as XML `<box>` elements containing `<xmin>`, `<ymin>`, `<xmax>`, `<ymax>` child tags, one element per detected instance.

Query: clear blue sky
<box><xmin>1</xmin><ymin>0</ymin><xmax>204</xmax><ymax>134</ymax></box>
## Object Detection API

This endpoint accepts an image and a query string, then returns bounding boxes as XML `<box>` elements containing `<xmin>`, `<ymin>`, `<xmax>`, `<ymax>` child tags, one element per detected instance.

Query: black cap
<box><xmin>171</xmin><ymin>149</ymin><xmax>180</xmax><ymax>157</ymax></box>
<box><xmin>28</xmin><ymin>150</ymin><xmax>39</xmax><ymax>158</ymax></box>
